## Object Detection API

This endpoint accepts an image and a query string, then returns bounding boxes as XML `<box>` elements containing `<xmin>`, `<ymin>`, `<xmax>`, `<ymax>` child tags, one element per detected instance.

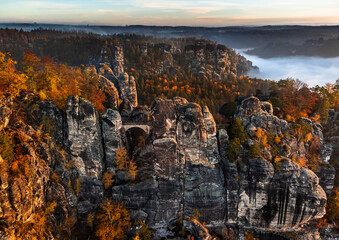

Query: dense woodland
<box><xmin>1</xmin><ymin>28</ymin><xmax>337</xmax><ymax>123</ymax></box>
<box><xmin>0</xmin><ymin>29</ymin><xmax>339</xmax><ymax>239</ymax></box>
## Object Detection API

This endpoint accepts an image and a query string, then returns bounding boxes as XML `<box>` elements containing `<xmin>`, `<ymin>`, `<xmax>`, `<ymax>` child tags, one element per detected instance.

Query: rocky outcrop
<box><xmin>110</xmin><ymin>97</ymin><xmax>328</xmax><ymax>236</ymax></box>
<box><xmin>184</xmin><ymin>42</ymin><xmax>256</xmax><ymax>81</ymax></box>
<box><xmin>0</xmin><ymin>94</ymin><xmax>333</xmax><ymax>239</ymax></box>
<box><xmin>64</xmin><ymin>96</ymin><xmax>104</xmax><ymax>179</ymax></box>
<box><xmin>97</xmin><ymin>45</ymin><xmax>138</xmax><ymax>112</ymax></box>
<box><xmin>235</xmin><ymin>96</ymin><xmax>289</xmax><ymax>136</ymax></box>
<box><xmin>0</xmin><ymin>97</ymin><xmax>53</xmax><ymax>232</ymax></box>
<box><xmin>112</xmin><ymin>45</ymin><xmax>125</xmax><ymax>76</ymax></box>
<box><xmin>99</xmin><ymin>44</ymin><xmax>125</xmax><ymax>76</ymax></box>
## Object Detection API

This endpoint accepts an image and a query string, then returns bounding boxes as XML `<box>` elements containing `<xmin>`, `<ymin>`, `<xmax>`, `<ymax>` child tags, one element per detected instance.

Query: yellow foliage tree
<box><xmin>116</xmin><ymin>147</ymin><xmax>128</xmax><ymax>171</ymax></box>
<box><xmin>95</xmin><ymin>200</ymin><xmax>131</xmax><ymax>240</ymax></box>
<box><xmin>255</xmin><ymin>128</ymin><xmax>268</xmax><ymax>147</ymax></box>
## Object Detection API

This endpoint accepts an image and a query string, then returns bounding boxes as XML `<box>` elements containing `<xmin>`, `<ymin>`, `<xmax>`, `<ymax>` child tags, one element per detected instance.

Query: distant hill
<box><xmin>246</xmin><ymin>37</ymin><xmax>339</xmax><ymax>58</ymax></box>
<box><xmin>1</xmin><ymin>23</ymin><xmax>339</xmax><ymax>49</ymax></box>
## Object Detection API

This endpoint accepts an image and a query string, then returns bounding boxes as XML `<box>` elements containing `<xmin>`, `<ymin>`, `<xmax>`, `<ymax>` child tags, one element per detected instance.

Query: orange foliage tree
<box><xmin>95</xmin><ymin>200</ymin><xmax>131</xmax><ymax>240</ymax></box>
<box><xmin>0</xmin><ymin>52</ymin><xmax>26</xmax><ymax>97</ymax></box>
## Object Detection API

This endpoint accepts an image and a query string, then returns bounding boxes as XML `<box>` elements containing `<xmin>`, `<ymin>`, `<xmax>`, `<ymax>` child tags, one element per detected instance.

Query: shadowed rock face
<box><xmin>102</xmin><ymin>109</ymin><xmax>124</xmax><ymax>173</ymax></box>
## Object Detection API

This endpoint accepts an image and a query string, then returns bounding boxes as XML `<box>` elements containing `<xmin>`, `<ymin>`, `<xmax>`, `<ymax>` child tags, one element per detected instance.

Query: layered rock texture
<box><xmin>0</xmin><ymin>94</ymin><xmax>335</xmax><ymax>239</ymax></box>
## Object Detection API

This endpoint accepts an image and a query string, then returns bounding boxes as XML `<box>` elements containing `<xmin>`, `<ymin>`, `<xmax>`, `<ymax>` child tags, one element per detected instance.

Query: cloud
<box><xmin>97</xmin><ymin>9</ymin><xmax>120</xmax><ymax>14</ymax></box>
<box><xmin>196</xmin><ymin>15</ymin><xmax>339</xmax><ymax>25</ymax></box>
<box><xmin>129</xmin><ymin>0</ymin><xmax>234</xmax><ymax>15</ymax></box>
<box><xmin>20</xmin><ymin>1</ymin><xmax>76</xmax><ymax>10</ymax></box>
<box><xmin>186</xmin><ymin>7</ymin><xmax>219</xmax><ymax>14</ymax></box>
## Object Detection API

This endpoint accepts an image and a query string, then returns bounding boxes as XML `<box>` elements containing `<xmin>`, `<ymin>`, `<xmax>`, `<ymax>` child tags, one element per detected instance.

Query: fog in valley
<box><xmin>237</xmin><ymin>49</ymin><xmax>339</xmax><ymax>87</ymax></box>
<box><xmin>1</xmin><ymin>23</ymin><xmax>338</xmax><ymax>87</ymax></box>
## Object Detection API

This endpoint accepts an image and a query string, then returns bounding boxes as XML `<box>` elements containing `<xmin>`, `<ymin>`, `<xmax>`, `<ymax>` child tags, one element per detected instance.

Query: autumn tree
<box><xmin>95</xmin><ymin>200</ymin><xmax>131</xmax><ymax>240</ymax></box>
<box><xmin>128</xmin><ymin>159</ymin><xmax>138</xmax><ymax>181</ymax></box>
<box><xmin>101</xmin><ymin>172</ymin><xmax>115</xmax><ymax>189</ymax></box>
<box><xmin>116</xmin><ymin>147</ymin><xmax>128</xmax><ymax>171</ymax></box>
<box><xmin>12</xmin><ymin>202</ymin><xmax>57</xmax><ymax>239</ymax></box>
<box><xmin>138</xmin><ymin>221</ymin><xmax>152</xmax><ymax>240</ymax></box>
<box><xmin>0</xmin><ymin>52</ymin><xmax>26</xmax><ymax>97</ymax></box>
<box><xmin>327</xmin><ymin>187</ymin><xmax>339</xmax><ymax>225</ymax></box>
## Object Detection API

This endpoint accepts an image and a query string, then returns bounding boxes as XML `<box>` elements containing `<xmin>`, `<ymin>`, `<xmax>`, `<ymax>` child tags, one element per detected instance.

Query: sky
<box><xmin>0</xmin><ymin>0</ymin><xmax>339</xmax><ymax>26</ymax></box>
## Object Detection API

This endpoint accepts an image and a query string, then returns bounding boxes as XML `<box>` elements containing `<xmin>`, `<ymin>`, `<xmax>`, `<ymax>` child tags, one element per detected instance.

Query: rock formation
<box><xmin>97</xmin><ymin>45</ymin><xmax>138</xmax><ymax>111</ymax></box>
<box><xmin>184</xmin><ymin>42</ymin><xmax>257</xmax><ymax>81</ymax></box>
<box><xmin>0</xmin><ymin>94</ymin><xmax>334</xmax><ymax>239</ymax></box>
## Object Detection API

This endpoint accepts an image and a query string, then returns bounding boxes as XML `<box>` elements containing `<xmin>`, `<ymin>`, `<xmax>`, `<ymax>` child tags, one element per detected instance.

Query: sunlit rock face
<box><xmin>0</xmin><ymin>98</ymin><xmax>12</xmax><ymax>131</ymax></box>
<box><xmin>235</xmin><ymin>96</ymin><xmax>289</xmax><ymax>136</ymax></box>
<box><xmin>98</xmin><ymin>75</ymin><xmax>120</xmax><ymax>108</ymax></box>
<box><xmin>64</xmin><ymin>96</ymin><xmax>104</xmax><ymax>215</ymax></box>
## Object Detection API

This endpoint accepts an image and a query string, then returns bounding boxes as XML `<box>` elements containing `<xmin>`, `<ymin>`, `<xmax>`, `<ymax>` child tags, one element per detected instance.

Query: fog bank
<box><xmin>237</xmin><ymin>49</ymin><xmax>339</xmax><ymax>87</ymax></box>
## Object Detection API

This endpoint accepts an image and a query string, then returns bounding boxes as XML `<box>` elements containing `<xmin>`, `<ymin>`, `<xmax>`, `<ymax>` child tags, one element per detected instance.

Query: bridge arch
<box><xmin>122</xmin><ymin>124</ymin><xmax>151</xmax><ymax>156</ymax></box>
<box><xmin>122</xmin><ymin>124</ymin><xmax>151</xmax><ymax>135</ymax></box>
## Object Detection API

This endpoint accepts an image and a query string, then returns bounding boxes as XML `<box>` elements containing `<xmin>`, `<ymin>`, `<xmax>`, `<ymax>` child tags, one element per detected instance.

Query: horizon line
<box><xmin>1</xmin><ymin>22</ymin><xmax>339</xmax><ymax>29</ymax></box>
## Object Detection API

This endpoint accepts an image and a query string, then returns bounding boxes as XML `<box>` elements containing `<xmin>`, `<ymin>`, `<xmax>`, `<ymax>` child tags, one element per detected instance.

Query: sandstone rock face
<box><xmin>33</xmin><ymin>100</ymin><xmax>64</xmax><ymax>145</ymax></box>
<box><xmin>238</xmin><ymin>159</ymin><xmax>326</xmax><ymax>228</ymax></box>
<box><xmin>322</xmin><ymin>109</ymin><xmax>339</xmax><ymax>193</ymax></box>
<box><xmin>64</xmin><ymin>96</ymin><xmax>104</xmax><ymax>179</ymax></box>
<box><xmin>97</xmin><ymin>44</ymin><xmax>138</xmax><ymax>112</ymax></box>
<box><xmin>112</xmin><ymin>98</ymin><xmax>226</xmax><ymax>231</ymax></box>
<box><xmin>102</xmin><ymin>109</ymin><xmax>124</xmax><ymax>173</ymax></box>
<box><xmin>64</xmin><ymin>96</ymin><xmax>104</xmax><ymax>215</ymax></box>
<box><xmin>98</xmin><ymin>63</ymin><xmax>114</xmax><ymax>76</ymax></box>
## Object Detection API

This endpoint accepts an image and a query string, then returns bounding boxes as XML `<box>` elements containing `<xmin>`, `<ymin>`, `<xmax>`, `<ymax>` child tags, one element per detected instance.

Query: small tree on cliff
<box><xmin>116</xmin><ymin>147</ymin><xmax>128</xmax><ymax>171</ymax></box>
<box><xmin>116</xmin><ymin>147</ymin><xmax>138</xmax><ymax>180</ymax></box>
<box><xmin>230</xmin><ymin>118</ymin><xmax>248</xmax><ymax>143</ymax></box>
<box><xmin>226</xmin><ymin>118</ymin><xmax>248</xmax><ymax>162</ymax></box>
<box><xmin>95</xmin><ymin>200</ymin><xmax>131</xmax><ymax>240</ymax></box>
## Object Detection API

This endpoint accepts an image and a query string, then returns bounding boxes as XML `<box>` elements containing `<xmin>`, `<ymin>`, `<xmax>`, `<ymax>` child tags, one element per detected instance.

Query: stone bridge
<box><xmin>122</xmin><ymin>122</ymin><xmax>152</xmax><ymax>135</ymax></box>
